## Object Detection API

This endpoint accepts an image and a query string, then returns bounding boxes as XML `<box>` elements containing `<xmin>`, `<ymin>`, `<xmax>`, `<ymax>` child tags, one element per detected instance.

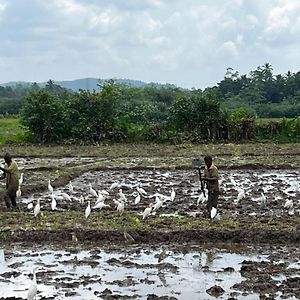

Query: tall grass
<box><xmin>0</xmin><ymin>117</ymin><xmax>29</xmax><ymax>144</ymax></box>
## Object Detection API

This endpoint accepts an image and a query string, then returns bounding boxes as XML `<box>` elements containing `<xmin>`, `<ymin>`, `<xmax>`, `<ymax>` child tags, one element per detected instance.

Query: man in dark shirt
<box><xmin>0</xmin><ymin>153</ymin><xmax>20</xmax><ymax>209</ymax></box>
<box><xmin>203</xmin><ymin>155</ymin><xmax>220</xmax><ymax>217</ymax></box>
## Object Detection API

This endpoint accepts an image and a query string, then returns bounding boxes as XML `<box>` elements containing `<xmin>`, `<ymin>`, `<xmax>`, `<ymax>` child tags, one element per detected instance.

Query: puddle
<box><xmin>2</xmin><ymin>243</ymin><xmax>298</xmax><ymax>299</ymax></box>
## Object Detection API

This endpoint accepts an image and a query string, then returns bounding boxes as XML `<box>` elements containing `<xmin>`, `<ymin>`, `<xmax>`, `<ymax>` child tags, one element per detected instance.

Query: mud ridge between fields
<box><xmin>2</xmin><ymin>228</ymin><xmax>299</xmax><ymax>245</ymax></box>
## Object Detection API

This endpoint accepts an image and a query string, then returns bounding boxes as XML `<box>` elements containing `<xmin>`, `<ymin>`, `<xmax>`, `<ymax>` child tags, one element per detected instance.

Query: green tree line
<box><xmin>20</xmin><ymin>80</ymin><xmax>300</xmax><ymax>144</ymax></box>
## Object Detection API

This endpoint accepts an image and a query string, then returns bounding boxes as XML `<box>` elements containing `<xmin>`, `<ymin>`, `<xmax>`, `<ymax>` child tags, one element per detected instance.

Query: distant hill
<box><xmin>0</xmin><ymin>78</ymin><xmax>177</xmax><ymax>91</ymax></box>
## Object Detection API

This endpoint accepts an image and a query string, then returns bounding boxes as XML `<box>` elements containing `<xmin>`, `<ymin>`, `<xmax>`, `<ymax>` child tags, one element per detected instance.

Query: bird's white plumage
<box><xmin>34</xmin><ymin>199</ymin><xmax>40</xmax><ymax>217</ymax></box>
<box><xmin>61</xmin><ymin>192</ymin><xmax>72</xmax><ymax>202</ymax></box>
<box><xmin>143</xmin><ymin>205</ymin><xmax>153</xmax><ymax>220</ymax></box>
<box><xmin>16</xmin><ymin>186</ymin><xmax>21</xmax><ymax>198</ymax></box>
<box><xmin>51</xmin><ymin>195</ymin><xmax>57</xmax><ymax>210</ymax></box>
<box><xmin>211</xmin><ymin>207</ymin><xmax>217</xmax><ymax>219</ymax></box>
<box><xmin>85</xmin><ymin>201</ymin><xmax>91</xmax><ymax>219</ymax></box>
<box><xmin>19</xmin><ymin>172</ymin><xmax>24</xmax><ymax>186</ymax></box>
<box><xmin>170</xmin><ymin>188</ymin><xmax>176</xmax><ymax>202</ymax></box>
<box><xmin>27</xmin><ymin>268</ymin><xmax>37</xmax><ymax>300</ymax></box>
<box><xmin>137</xmin><ymin>186</ymin><xmax>147</xmax><ymax>196</ymax></box>
<box><xmin>134</xmin><ymin>194</ymin><xmax>141</xmax><ymax>205</ymax></box>
<box><xmin>89</xmin><ymin>183</ymin><xmax>98</xmax><ymax>198</ymax></box>
<box><xmin>48</xmin><ymin>180</ymin><xmax>53</xmax><ymax>194</ymax></box>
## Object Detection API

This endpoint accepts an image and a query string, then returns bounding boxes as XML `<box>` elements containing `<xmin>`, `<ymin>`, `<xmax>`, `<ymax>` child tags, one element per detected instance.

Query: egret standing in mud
<box><xmin>210</xmin><ymin>207</ymin><xmax>217</xmax><ymax>219</ymax></box>
<box><xmin>79</xmin><ymin>195</ymin><xmax>85</xmax><ymax>205</ymax></box>
<box><xmin>89</xmin><ymin>183</ymin><xmax>98</xmax><ymax>198</ymax></box>
<box><xmin>143</xmin><ymin>203</ymin><xmax>154</xmax><ymax>220</ymax></box>
<box><xmin>235</xmin><ymin>188</ymin><xmax>245</xmax><ymax>204</ymax></box>
<box><xmin>170</xmin><ymin>188</ymin><xmax>176</xmax><ymax>202</ymax></box>
<box><xmin>258</xmin><ymin>192</ymin><xmax>266</xmax><ymax>204</ymax></box>
<box><xmin>118</xmin><ymin>189</ymin><xmax>127</xmax><ymax>202</ymax></box>
<box><xmin>61</xmin><ymin>192</ymin><xmax>72</xmax><ymax>202</ymax></box>
<box><xmin>19</xmin><ymin>172</ymin><xmax>24</xmax><ymax>186</ymax></box>
<box><xmin>283</xmin><ymin>199</ymin><xmax>294</xmax><ymax>209</ymax></box>
<box><xmin>34</xmin><ymin>199</ymin><xmax>41</xmax><ymax>217</ymax></box>
<box><xmin>92</xmin><ymin>201</ymin><xmax>110</xmax><ymax>210</ymax></box>
<box><xmin>134</xmin><ymin>193</ymin><xmax>141</xmax><ymax>205</ymax></box>
<box><xmin>48</xmin><ymin>179</ymin><xmax>53</xmax><ymax>194</ymax></box>
<box><xmin>16</xmin><ymin>185</ymin><xmax>22</xmax><ymax>198</ymax></box>
<box><xmin>85</xmin><ymin>201</ymin><xmax>91</xmax><ymax>219</ymax></box>
<box><xmin>51</xmin><ymin>195</ymin><xmax>57</xmax><ymax>210</ymax></box>
<box><xmin>109</xmin><ymin>181</ymin><xmax>120</xmax><ymax>191</ymax></box>
<box><xmin>113</xmin><ymin>199</ymin><xmax>125</xmax><ymax>214</ymax></box>
<box><xmin>137</xmin><ymin>186</ymin><xmax>147</xmax><ymax>196</ymax></box>
<box><xmin>27</xmin><ymin>267</ymin><xmax>38</xmax><ymax>300</ymax></box>
<box><xmin>68</xmin><ymin>181</ymin><xmax>74</xmax><ymax>193</ymax></box>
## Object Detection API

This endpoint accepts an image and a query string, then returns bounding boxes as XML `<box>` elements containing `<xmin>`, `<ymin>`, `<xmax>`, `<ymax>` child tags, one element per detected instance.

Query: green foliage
<box><xmin>228</xmin><ymin>108</ymin><xmax>255</xmax><ymax>141</ymax></box>
<box><xmin>20</xmin><ymin>90</ymin><xmax>67</xmax><ymax>143</ymax></box>
<box><xmin>255</xmin><ymin>117</ymin><xmax>300</xmax><ymax>142</ymax></box>
<box><xmin>0</xmin><ymin>117</ymin><xmax>30</xmax><ymax>144</ymax></box>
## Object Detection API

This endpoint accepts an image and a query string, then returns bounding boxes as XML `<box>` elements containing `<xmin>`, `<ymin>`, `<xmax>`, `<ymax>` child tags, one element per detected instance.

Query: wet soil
<box><xmin>0</xmin><ymin>145</ymin><xmax>299</xmax><ymax>299</ymax></box>
<box><xmin>0</xmin><ymin>243</ymin><xmax>299</xmax><ymax>299</ymax></box>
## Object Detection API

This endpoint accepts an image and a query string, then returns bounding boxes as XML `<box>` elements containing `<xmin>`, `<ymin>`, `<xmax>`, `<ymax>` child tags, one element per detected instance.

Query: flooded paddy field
<box><xmin>15</xmin><ymin>166</ymin><xmax>300</xmax><ymax>219</ymax></box>
<box><xmin>0</xmin><ymin>242</ymin><xmax>299</xmax><ymax>300</ymax></box>
<box><xmin>0</xmin><ymin>149</ymin><xmax>299</xmax><ymax>299</ymax></box>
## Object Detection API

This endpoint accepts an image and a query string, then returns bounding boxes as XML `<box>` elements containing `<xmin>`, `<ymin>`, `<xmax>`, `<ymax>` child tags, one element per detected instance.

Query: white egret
<box><xmin>170</xmin><ymin>188</ymin><xmax>176</xmax><ymax>202</ymax></box>
<box><xmin>68</xmin><ymin>181</ymin><xmax>74</xmax><ymax>193</ymax></box>
<box><xmin>51</xmin><ymin>195</ymin><xmax>57</xmax><ymax>211</ymax></box>
<box><xmin>230</xmin><ymin>175</ymin><xmax>237</xmax><ymax>186</ymax></box>
<box><xmin>143</xmin><ymin>204</ymin><xmax>153</xmax><ymax>220</ymax></box>
<box><xmin>48</xmin><ymin>180</ymin><xmax>54</xmax><ymax>194</ymax></box>
<box><xmin>19</xmin><ymin>172</ymin><xmax>24</xmax><ymax>186</ymax></box>
<box><xmin>288</xmin><ymin>208</ymin><xmax>295</xmax><ymax>215</ymax></box>
<box><xmin>79</xmin><ymin>195</ymin><xmax>85</xmax><ymax>205</ymax></box>
<box><xmin>100</xmin><ymin>189</ymin><xmax>109</xmax><ymax>196</ymax></box>
<box><xmin>235</xmin><ymin>189</ymin><xmax>245</xmax><ymax>204</ymax></box>
<box><xmin>92</xmin><ymin>201</ymin><xmax>110</xmax><ymax>210</ymax></box>
<box><xmin>16</xmin><ymin>186</ymin><xmax>22</xmax><ymax>198</ymax></box>
<box><xmin>137</xmin><ymin>186</ymin><xmax>147</xmax><ymax>196</ymax></box>
<box><xmin>211</xmin><ymin>207</ymin><xmax>217</xmax><ymax>219</ymax></box>
<box><xmin>34</xmin><ymin>199</ymin><xmax>40</xmax><ymax>217</ymax></box>
<box><xmin>61</xmin><ymin>192</ymin><xmax>72</xmax><ymax>202</ymax></box>
<box><xmin>27</xmin><ymin>267</ymin><xmax>38</xmax><ymax>300</ymax></box>
<box><xmin>95</xmin><ymin>191</ymin><xmax>106</xmax><ymax>204</ymax></box>
<box><xmin>134</xmin><ymin>193</ymin><xmax>141</xmax><ymax>205</ymax></box>
<box><xmin>89</xmin><ymin>183</ymin><xmax>98</xmax><ymax>198</ymax></box>
<box><xmin>196</xmin><ymin>193</ymin><xmax>207</xmax><ymax>206</ymax></box>
<box><xmin>85</xmin><ymin>201</ymin><xmax>91</xmax><ymax>219</ymax></box>
<box><xmin>117</xmin><ymin>201</ymin><xmax>125</xmax><ymax>214</ymax></box>
<box><xmin>259</xmin><ymin>192</ymin><xmax>266</xmax><ymax>204</ymax></box>
<box><xmin>113</xmin><ymin>199</ymin><xmax>125</xmax><ymax>214</ymax></box>
<box><xmin>118</xmin><ymin>189</ymin><xmax>127</xmax><ymax>202</ymax></box>
<box><xmin>153</xmin><ymin>197</ymin><xmax>163</xmax><ymax>211</ymax></box>
<box><xmin>284</xmin><ymin>199</ymin><xmax>293</xmax><ymax>209</ymax></box>
<box><xmin>27</xmin><ymin>202</ymin><xmax>33</xmax><ymax>210</ymax></box>
<box><xmin>109</xmin><ymin>181</ymin><xmax>119</xmax><ymax>191</ymax></box>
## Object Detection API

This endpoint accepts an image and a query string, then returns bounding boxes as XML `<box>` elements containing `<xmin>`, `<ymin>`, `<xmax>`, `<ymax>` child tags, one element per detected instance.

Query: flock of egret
<box><xmin>17</xmin><ymin>169</ymin><xmax>299</xmax><ymax>224</ymax></box>
<box><xmin>23</xmin><ymin>178</ymin><xmax>177</xmax><ymax>221</ymax></box>
<box><xmin>6</xmin><ymin>169</ymin><xmax>299</xmax><ymax>300</ymax></box>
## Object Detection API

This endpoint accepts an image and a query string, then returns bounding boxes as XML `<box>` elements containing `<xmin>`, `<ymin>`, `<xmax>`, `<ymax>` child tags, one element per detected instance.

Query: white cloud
<box><xmin>0</xmin><ymin>0</ymin><xmax>300</xmax><ymax>88</ymax></box>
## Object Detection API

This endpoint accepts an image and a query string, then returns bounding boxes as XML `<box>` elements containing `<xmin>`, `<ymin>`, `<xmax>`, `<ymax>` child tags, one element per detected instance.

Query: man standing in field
<box><xmin>0</xmin><ymin>153</ymin><xmax>20</xmax><ymax>209</ymax></box>
<box><xmin>202</xmin><ymin>155</ymin><xmax>220</xmax><ymax>217</ymax></box>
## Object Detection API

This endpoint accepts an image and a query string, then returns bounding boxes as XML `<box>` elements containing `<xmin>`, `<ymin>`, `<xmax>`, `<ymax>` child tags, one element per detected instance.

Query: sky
<box><xmin>0</xmin><ymin>0</ymin><xmax>300</xmax><ymax>89</ymax></box>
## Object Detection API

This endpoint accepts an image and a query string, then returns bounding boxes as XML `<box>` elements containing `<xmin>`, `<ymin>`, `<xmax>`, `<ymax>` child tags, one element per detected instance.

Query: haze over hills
<box><xmin>0</xmin><ymin>78</ymin><xmax>178</xmax><ymax>91</ymax></box>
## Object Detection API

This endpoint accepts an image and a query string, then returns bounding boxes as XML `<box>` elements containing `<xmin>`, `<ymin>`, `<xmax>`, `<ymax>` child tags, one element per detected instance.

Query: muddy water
<box><xmin>19</xmin><ymin>168</ymin><xmax>300</xmax><ymax>219</ymax></box>
<box><xmin>1</xmin><ymin>243</ymin><xmax>299</xmax><ymax>300</ymax></box>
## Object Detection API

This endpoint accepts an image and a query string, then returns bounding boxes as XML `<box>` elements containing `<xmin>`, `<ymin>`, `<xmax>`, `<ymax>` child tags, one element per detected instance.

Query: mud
<box><xmin>0</xmin><ymin>152</ymin><xmax>299</xmax><ymax>299</ymax></box>
<box><xmin>0</xmin><ymin>243</ymin><xmax>299</xmax><ymax>300</ymax></box>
